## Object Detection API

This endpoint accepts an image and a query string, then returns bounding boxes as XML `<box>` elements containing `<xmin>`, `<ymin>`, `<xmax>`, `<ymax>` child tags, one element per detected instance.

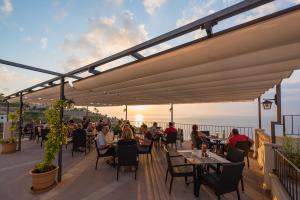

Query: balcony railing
<box><xmin>274</xmin><ymin>148</ymin><xmax>300</xmax><ymax>200</ymax></box>
<box><xmin>130</xmin><ymin>121</ymin><xmax>253</xmax><ymax>141</ymax></box>
<box><xmin>283</xmin><ymin>115</ymin><xmax>300</xmax><ymax>136</ymax></box>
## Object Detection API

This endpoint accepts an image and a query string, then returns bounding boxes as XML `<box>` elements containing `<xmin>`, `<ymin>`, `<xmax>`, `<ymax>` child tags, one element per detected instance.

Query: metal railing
<box><xmin>283</xmin><ymin>115</ymin><xmax>300</xmax><ymax>136</ymax></box>
<box><xmin>130</xmin><ymin>121</ymin><xmax>253</xmax><ymax>141</ymax></box>
<box><xmin>274</xmin><ymin>148</ymin><xmax>300</xmax><ymax>200</ymax></box>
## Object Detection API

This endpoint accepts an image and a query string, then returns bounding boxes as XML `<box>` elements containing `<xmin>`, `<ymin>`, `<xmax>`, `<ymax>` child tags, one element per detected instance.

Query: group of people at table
<box><xmin>67</xmin><ymin>118</ymin><xmax>253</xmax><ymax>164</ymax></box>
<box><xmin>190</xmin><ymin>124</ymin><xmax>253</xmax><ymax>152</ymax></box>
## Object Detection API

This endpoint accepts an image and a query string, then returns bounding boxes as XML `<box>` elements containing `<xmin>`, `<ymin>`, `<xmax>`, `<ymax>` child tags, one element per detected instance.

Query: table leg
<box><xmin>194</xmin><ymin>165</ymin><xmax>201</xmax><ymax>197</ymax></box>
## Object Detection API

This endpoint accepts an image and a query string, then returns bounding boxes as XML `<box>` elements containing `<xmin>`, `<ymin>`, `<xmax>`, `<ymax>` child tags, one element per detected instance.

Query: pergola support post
<box><xmin>86</xmin><ymin>106</ymin><xmax>89</xmax><ymax>117</ymax></box>
<box><xmin>58</xmin><ymin>76</ymin><xmax>65</xmax><ymax>182</ymax></box>
<box><xmin>125</xmin><ymin>105</ymin><xmax>128</xmax><ymax>120</ymax></box>
<box><xmin>170</xmin><ymin>103</ymin><xmax>174</xmax><ymax>123</ymax></box>
<box><xmin>6</xmin><ymin>101</ymin><xmax>9</xmax><ymax>122</ymax></box>
<box><xmin>276</xmin><ymin>84</ymin><xmax>282</xmax><ymax>123</ymax></box>
<box><xmin>18</xmin><ymin>92</ymin><xmax>23</xmax><ymax>151</ymax></box>
<box><xmin>258</xmin><ymin>96</ymin><xmax>262</xmax><ymax>129</ymax></box>
<box><xmin>270</xmin><ymin>83</ymin><xmax>282</xmax><ymax>144</ymax></box>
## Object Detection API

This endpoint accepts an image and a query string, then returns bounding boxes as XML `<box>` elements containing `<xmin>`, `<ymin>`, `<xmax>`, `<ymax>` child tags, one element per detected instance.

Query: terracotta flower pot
<box><xmin>1</xmin><ymin>143</ymin><xmax>17</xmax><ymax>154</ymax></box>
<box><xmin>30</xmin><ymin>166</ymin><xmax>59</xmax><ymax>192</ymax></box>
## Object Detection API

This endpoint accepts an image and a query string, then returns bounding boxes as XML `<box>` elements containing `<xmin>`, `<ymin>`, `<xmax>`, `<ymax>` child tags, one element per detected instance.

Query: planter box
<box><xmin>30</xmin><ymin>166</ymin><xmax>58</xmax><ymax>192</ymax></box>
<box><xmin>1</xmin><ymin>143</ymin><xmax>17</xmax><ymax>154</ymax></box>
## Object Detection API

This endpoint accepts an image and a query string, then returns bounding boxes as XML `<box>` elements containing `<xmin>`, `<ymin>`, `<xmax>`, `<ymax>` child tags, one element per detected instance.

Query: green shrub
<box><xmin>35</xmin><ymin>100</ymin><xmax>67</xmax><ymax>173</ymax></box>
<box><xmin>0</xmin><ymin>137</ymin><xmax>16</xmax><ymax>144</ymax></box>
<box><xmin>282</xmin><ymin>136</ymin><xmax>300</xmax><ymax>168</ymax></box>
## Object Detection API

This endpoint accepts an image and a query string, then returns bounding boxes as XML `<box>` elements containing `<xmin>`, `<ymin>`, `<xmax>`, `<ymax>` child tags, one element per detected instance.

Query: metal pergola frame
<box><xmin>1</xmin><ymin>0</ymin><xmax>293</xmax><ymax>182</ymax></box>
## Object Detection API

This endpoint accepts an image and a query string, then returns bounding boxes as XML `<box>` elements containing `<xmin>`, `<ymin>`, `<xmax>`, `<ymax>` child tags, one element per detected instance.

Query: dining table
<box><xmin>208</xmin><ymin>136</ymin><xmax>227</xmax><ymax>154</ymax></box>
<box><xmin>177</xmin><ymin>149</ymin><xmax>230</xmax><ymax>197</ymax></box>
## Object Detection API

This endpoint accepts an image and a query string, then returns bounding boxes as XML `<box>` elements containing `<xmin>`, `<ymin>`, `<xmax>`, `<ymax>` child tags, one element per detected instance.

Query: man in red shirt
<box><xmin>227</xmin><ymin>129</ymin><xmax>253</xmax><ymax>147</ymax></box>
<box><xmin>164</xmin><ymin>122</ymin><xmax>177</xmax><ymax>134</ymax></box>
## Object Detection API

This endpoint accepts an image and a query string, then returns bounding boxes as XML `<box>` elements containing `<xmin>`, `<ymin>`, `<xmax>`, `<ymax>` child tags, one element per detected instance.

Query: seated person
<box><xmin>164</xmin><ymin>122</ymin><xmax>177</xmax><ymax>135</ymax></box>
<box><xmin>72</xmin><ymin>124</ymin><xmax>87</xmax><ymax>152</ymax></box>
<box><xmin>149</xmin><ymin>122</ymin><xmax>161</xmax><ymax>140</ymax></box>
<box><xmin>191</xmin><ymin>124</ymin><xmax>210</xmax><ymax>149</ymax></box>
<box><xmin>105</xmin><ymin>127</ymin><xmax>114</xmax><ymax>144</ymax></box>
<box><xmin>118</xmin><ymin>126</ymin><xmax>137</xmax><ymax>146</ymax></box>
<box><xmin>96</xmin><ymin>125</ymin><xmax>116</xmax><ymax>165</ymax></box>
<box><xmin>226</xmin><ymin>128</ymin><xmax>254</xmax><ymax>147</ymax></box>
<box><xmin>139</xmin><ymin>124</ymin><xmax>152</xmax><ymax>145</ymax></box>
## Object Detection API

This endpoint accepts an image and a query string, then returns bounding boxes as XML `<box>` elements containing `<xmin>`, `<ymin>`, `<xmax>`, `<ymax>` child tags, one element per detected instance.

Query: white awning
<box><xmin>10</xmin><ymin>8</ymin><xmax>300</xmax><ymax>106</ymax></box>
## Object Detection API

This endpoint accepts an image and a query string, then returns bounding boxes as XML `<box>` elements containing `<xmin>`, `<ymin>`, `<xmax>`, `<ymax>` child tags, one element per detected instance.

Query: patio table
<box><xmin>177</xmin><ymin>149</ymin><xmax>230</xmax><ymax>197</ymax></box>
<box><xmin>208</xmin><ymin>136</ymin><xmax>227</xmax><ymax>154</ymax></box>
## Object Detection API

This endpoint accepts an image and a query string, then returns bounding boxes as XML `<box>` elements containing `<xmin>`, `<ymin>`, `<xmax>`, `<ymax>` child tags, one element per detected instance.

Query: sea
<box><xmin>124</xmin><ymin>114</ymin><xmax>300</xmax><ymax>136</ymax></box>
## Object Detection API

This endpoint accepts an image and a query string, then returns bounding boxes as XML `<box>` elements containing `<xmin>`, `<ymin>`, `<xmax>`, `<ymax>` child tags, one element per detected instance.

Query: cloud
<box><xmin>176</xmin><ymin>0</ymin><xmax>216</xmax><ymax>39</ymax></box>
<box><xmin>233</xmin><ymin>0</ymin><xmax>300</xmax><ymax>25</ymax></box>
<box><xmin>54</xmin><ymin>10</ymin><xmax>68</xmax><ymax>21</ymax></box>
<box><xmin>106</xmin><ymin>0</ymin><xmax>123</xmax><ymax>6</ymax></box>
<box><xmin>0</xmin><ymin>0</ymin><xmax>13</xmax><ymax>15</ymax></box>
<box><xmin>0</xmin><ymin>66</ymin><xmax>23</xmax><ymax>81</ymax></box>
<box><xmin>176</xmin><ymin>0</ymin><xmax>216</xmax><ymax>27</ymax></box>
<box><xmin>288</xmin><ymin>0</ymin><xmax>300</xmax><ymax>3</ymax></box>
<box><xmin>40</xmin><ymin>37</ymin><xmax>48</xmax><ymax>49</ymax></box>
<box><xmin>61</xmin><ymin>10</ymin><xmax>149</xmax><ymax>71</ymax></box>
<box><xmin>143</xmin><ymin>0</ymin><xmax>166</xmax><ymax>15</ymax></box>
<box><xmin>222</xmin><ymin>0</ymin><xmax>241</xmax><ymax>6</ymax></box>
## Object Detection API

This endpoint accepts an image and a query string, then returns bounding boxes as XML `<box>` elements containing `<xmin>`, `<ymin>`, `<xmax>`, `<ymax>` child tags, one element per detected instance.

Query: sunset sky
<box><xmin>1</xmin><ymin>0</ymin><xmax>300</xmax><ymax>129</ymax></box>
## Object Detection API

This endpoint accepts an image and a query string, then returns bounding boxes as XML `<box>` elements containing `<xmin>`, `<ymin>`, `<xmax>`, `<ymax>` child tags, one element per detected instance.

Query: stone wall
<box><xmin>254</xmin><ymin>129</ymin><xmax>300</xmax><ymax>170</ymax></box>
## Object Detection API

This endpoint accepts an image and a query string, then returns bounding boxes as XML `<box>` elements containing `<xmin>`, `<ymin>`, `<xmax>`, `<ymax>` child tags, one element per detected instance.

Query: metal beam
<box><xmin>18</xmin><ymin>92</ymin><xmax>23</xmax><ymax>151</ymax></box>
<box><xmin>57</xmin><ymin>76</ymin><xmax>65</xmax><ymax>182</ymax></box>
<box><xmin>6</xmin><ymin>77</ymin><xmax>61</xmax><ymax>99</ymax></box>
<box><xmin>131</xmin><ymin>52</ymin><xmax>144</xmax><ymax>60</ymax></box>
<box><xmin>88</xmin><ymin>68</ymin><xmax>101</xmax><ymax>74</ymax></box>
<box><xmin>62</xmin><ymin>0</ymin><xmax>273</xmax><ymax>77</ymax></box>
<box><xmin>0</xmin><ymin>59</ymin><xmax>81</xmax><ymax>79</ymax></box>
<box><xmin>4</xmin><ymin>0</ymin><xmax>275</xmax><ymax>99</ymax></box>
<box><xmin>276</xmin><ymin>84</ymin><xmax>282</xmax><ymax>123</ymax></box>
<box><xmin>258</xmin><ymin>96</ymin><xmax>262</xmax><ymax>129</ymax></box>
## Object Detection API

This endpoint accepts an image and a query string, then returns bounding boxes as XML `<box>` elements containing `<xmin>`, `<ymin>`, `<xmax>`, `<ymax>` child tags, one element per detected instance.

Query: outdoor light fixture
<box><xmin>68</xmin><ymin>80</ymin><xmax>74</xmax><ymax>88</ymax></box>
<box><xmin>169</xmin><ymin>104</ymin><xmax>173</xmax><ymax>112</ymax></box>
<box><xmin>65</xmin><ymin>99</ymin><xmax>75</xmax><ymax>109</ymax></box>
<box><xmin>262</xmin><ymin>95</ymin><xmax>277</xmax><ymax>110</ymax></box>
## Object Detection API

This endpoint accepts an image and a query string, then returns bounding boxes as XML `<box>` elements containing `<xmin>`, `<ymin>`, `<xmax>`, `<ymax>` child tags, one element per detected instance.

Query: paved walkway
<box><xmin>0</xmin><ymin>140</ymin><xmax>271</xmax><ymax>200</ymax></box>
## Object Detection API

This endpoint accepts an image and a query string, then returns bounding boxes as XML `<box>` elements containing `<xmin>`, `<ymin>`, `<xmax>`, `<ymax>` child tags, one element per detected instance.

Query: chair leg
<box><xmin>135</xmin><ymin>165</ymin><xmax>137</xmax><ymax>180</ymax></box>
<box><xmin>247</xmin><ymin>155</ymin><xmax>250</xmax><ymax>168</ymax></box>
<box><xmin>95</xmin><ymin>157</ymin><xmax>99</xmax><ymax>170</ymax></box>
<box><xmin>169</xmin><ymin>177</ymin><xmax>173</xmax><ymax>194</ymax></box>
<box><xmin>237</xmin><ymin>188</ymin><xmax>241</xmax><ymax>200</ymax></box>
<box><xmin>72</xmin><ymin>150</ymin><xmax>74</xmax><ymax>157</ymax></box>
<box><xmin>241</xmin><ymin>176</ymin><xmax>244</xmax><ymax>191</ymax></box>
<box><xmin>165</xmin><ymin>169</ymin><xmax>168</xmax><ymax>183</ymax></box>
<box><xmin>217</xmin><ymin>195</ymin><xmax>221</xmax><ymax>200</ymax></box>
<box><xmin>117</xmin><ymin>166</ymin><xmax>119</xmax><ymax>181</ymax></box>
<box><xmin>185</xmin><ymin>176</ymin><xmax>188</xmax><ymax>185</ymax></box>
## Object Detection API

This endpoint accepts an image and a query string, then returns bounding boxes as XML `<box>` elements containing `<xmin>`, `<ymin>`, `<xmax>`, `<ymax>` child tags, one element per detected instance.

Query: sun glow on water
<box><xmin>134</xmin><ymin>114</ymin><xmax>144</xmax><ymax>127</ymax></box>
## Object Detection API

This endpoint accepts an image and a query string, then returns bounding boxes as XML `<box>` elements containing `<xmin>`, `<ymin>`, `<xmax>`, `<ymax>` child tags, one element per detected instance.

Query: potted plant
<box><xmin>30</xmin><ymin>100</ymin><xmax>67</xmax><ymax>192</ymax></box>
<box><xmin>0</xmin><ymin>111</ymin><xmax>18</xmax><ymax>153</ymax></box>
